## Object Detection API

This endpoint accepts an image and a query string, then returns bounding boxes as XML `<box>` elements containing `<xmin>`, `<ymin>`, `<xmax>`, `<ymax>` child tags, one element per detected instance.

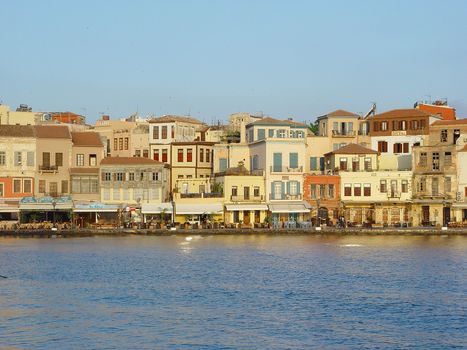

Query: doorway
<box><xmin>443</xmin><ymin>207</ymin><xmax>451</xmax><ymax>226</ymax></box>
<box><xmin>422</xmin><ymin>206</ymin><xmax>430</xmax><ymax>225</ymax></box>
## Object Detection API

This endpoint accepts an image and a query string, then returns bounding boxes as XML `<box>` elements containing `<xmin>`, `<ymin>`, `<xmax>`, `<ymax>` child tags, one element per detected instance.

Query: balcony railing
<box><xmin>332</xmin><ymin>130</ymin><xmax>356</xmax><ymax>137</ymax></box>
<box><xmin>387</xmin><ymin>191</ymin><xmax>401</xmax><ymax>199</ymax></box>
<box><xmin>39</xmin><ymin>165</ymin><xmax>58</xmax><ymax>172</ymax></box>
<box><xmin>270</xmin><ymin>166</ymin><xmax>303</xmax><ymax>173</ymax></box>
<box><xmin>269</xmin><ymin>193</ymin><xmax>302</xmax><ymax>200</ymax></box>
<box><xmin>180</xmin><ymin>192</ymin><xmax>223</xmax><ymax>198</ymax></box>
<box><xmin>230</xmin><ymin>194</ymin><xmax>264</xmax><ymax>202</ymax></box>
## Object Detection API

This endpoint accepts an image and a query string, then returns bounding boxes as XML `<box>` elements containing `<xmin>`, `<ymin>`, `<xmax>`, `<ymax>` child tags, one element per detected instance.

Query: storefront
<box><xmin>175</xmin><ymin>203</ymin><xmax>223</xmax><ymax>226</ymax></box>
<box><xmin>73</xmin><ymin>202</ymin><xmax>121</xmax><ymax>228</ymax></box>
<box><xmin>19</xmin><ymin>196</ymin><xmax>73</xmax><ymax>224</ymax></box>
<box><xmin>141</xmin><ymin>203</ymin><xmax>173</xmax><ymax>227</ymax></box>
<box><xmin>224</xmin><ymin>203</ymin><xmax>268</xmax><ymax>227</ymax></box>
<box><xmin>268</xmin><ymin>201</ymin><xmax>311</xmax><ymax>223</ymax></box>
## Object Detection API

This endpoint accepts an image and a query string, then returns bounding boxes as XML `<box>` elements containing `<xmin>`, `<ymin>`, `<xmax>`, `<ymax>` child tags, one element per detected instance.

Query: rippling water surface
<box><xmin>0</xmin><ymin>235</ymin><xmax>465</xmax><ymax>349</ymax></box>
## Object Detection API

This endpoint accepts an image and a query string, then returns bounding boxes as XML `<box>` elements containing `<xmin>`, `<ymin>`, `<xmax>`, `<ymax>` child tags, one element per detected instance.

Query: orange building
<box><xmin>50</xmin><ymin>111</ymin><xmax>86</xmax><ymax>124</ymax></box>
<box><xmin>303</xmin><ymin>174</ymin><xmax>340</xmax><ymax>225</ymax></box>
<box><xmin>416</xmin><ymin>101</ymin><xmax>456</xmax><ymax>121</ymax></box>
<box><xmin>0</xmin><ymin>177</ymin><xmax>34</xmax><ymax>198</ymax></box>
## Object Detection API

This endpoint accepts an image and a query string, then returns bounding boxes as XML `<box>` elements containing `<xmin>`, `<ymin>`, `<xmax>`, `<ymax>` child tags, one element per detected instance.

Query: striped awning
<box><xmin>225</xmin><ymin>204</ymin><xmax>268</xmax><ymax>211</ymax></box>
<box><xmin>176</xmin><ymin>203</ymin><xmax>223</xmax><ymax>215</ymax></box>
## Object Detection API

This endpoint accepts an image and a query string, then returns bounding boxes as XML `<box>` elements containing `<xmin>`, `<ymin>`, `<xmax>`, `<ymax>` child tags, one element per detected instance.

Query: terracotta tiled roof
<box><xmin>321</xmin><ymin>109</ymin><xmax>359</xmax><ymax>118</ymax></box>
<box><xmin>101</xmin><ymin>157</ymin><xmax>164</xmax><ymax>165</ymax></box>
<box><xmin>0</xmin><ymin>125</ymin><xmax>35</xmax><ymax>137</ymax></box>
<box><xmin>69</xmin><ymin>167</ymin><xmax>100</xmax><ymax>174</ymax></box>
<box><xmin>247</xmin><ymin>117</ymin><xmax>307</xmax><ymax>127</ymax></box>
<box><xmin>148</xmin><ymin>115</ymin><xmax>204</xmax><ymax>125</ymax></box>
<box><xmin>325</xmin><ymin>143</ymin><xmax>378</xmax><ymax>156</ymax></box>
<box><xmin>431</xmin><ymin>119</ymin><xmax>467</xmax><ymax>126</ymax></box>
<box><xmin>71</xmin><ymin>132</ymin><xmax>103</xmax><ymax>147</ymax></box>
<box><xmin>35</xmin><ymin>125</ymin><xmax>71</xmax><ymax>139</ymax></box>
<box><xmin>369</xmin><ymin>108</ymin><xmax>431</xmax><ymax>119</ymax></box>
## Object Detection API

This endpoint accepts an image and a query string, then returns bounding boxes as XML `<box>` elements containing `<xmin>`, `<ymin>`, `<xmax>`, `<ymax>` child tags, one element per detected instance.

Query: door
<box><xmin>422</xmin><ymin>206</ymin><xmax>430</xmax><ymax>225</ymax></box>
<box><xmin>244</xmin><ymin>186</ymin><xmax>250</xmax><ymax>200</ymax></box>
<box><xmin>243</xmin><ymin>211</ymin><xmax>250</xmax><ymax>225</ymax></box>
<box><xmin>42</xmin><ymin>152</ymin><xmax>50</xmax><ymax>167</ymax></box>
<box><xmin>49</xmin><ymin>182</ymin><xmax>58</xmax><ymax>197</ymax></box>
<box><xmin>443</xmin><ymin>207</ymin><xmax>450</xmax><ymax>226</ymax></box>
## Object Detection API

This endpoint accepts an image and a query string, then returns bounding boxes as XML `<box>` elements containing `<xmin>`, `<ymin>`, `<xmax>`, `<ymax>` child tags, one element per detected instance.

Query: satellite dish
<box><xmin>42</xmin><ymin>113</ymin><xmax>52</xmax><ymax>121</ymax></box>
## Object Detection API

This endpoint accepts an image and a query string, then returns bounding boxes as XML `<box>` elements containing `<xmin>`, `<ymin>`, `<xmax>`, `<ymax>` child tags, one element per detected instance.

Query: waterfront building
<box><xmin>454</xmin><ymin>142</ymin><xmax>467</xmax><ymax>223</ymax></box>
<box><xmin>70</xmin><ymin>132</ymin><xmax>105</xmax><ymax>202</ymax></box>
<box><xmin>367</xmin><ymin>108</ymin><xmax>441</xmax><ymax>170</ymax></box>
<box><xmin>0</xmin><ymin>104</ymin><xmax>41</xmax><ymax>125</ymax></box>
<box><xmin>414</xmin><ymin>99</ymin><xmax>456</xmax><ymax>121</ymax></box>
<box><xmin>303</xmin><ymin>174</ymin><xmax>340</xmax><ymax>226</ymax></box>
<box><xmin>229</xmin><ymin>112</ymin><xmax>263</xmax><ymax>133</ymax></box>
<box><xmin>246</xmin><ymin>117</ymin><xmax>311</xmax><ymax>223</ymax></box>
<box><xmin>412</xmin><ymin>119</ymin><xmax>467</xmax><ymax>226</ymax></box>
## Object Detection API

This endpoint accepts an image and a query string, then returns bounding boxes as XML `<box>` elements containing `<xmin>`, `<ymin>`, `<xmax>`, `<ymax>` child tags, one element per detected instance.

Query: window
<box><xmin>445</xmin><ymin>177</ymin><xmax>451</xmax><ymax>193</ymax></box>
<box><xmin>432</xmin><ymin>177</ymin><xmax>439</xmax><ymax>196</ymax></box>
<box><xmin>352</xmin><ymin>157</ymin><xmax>359</xmax><ymax>171</ymax></box>
<box><xmin>354</xmin><ymin>184</ymin><xmax>361</xmax><ymax>196</ymax></box>
<box><xmin>273</xmin><ymin>182</ymin><xmax>282</xmax><ymax>199</ymax></box>
<box><xmin>403</xmin><ymin>143</ymin><xmax>409</xmax><ymax>153</ymax></box>
<box><xmin>54</xmin><ymin>153</ymin><xmax>62</xmax><ymax>167</ymax></box>
<box><xmin>328</xmin><ymin>184</ymin><xmax>335</xmax><ymax>198</ymax></box>
<box><xmin>319</xmin><ymin>184</ymin><xmax>325</xmax><ymax>198</ymax></box>
<box><xmin>113</xmin><ymin>188</ymin><xmax>120</xmax><ymax>201</ymax></box>
<box><xmin>0</xmin><ymin>183</ymin><xmax>4</xmax><ymax>196</ymax></box>
<box><xmin>124</xmin><ymin>137</ymin><xmax>129</xmax><ymax>150</ymax></box>
<box><xmin>445</xmin><ymin>152</ymin><xmax>452</xmax><ymax>166</ymax></box>
<box><xmin>289</xmin><ymin>153</ymin><xmax>298</xmax><ymax>169</ymax></box>
<box><xmin>162</xmin><ymin>149</ymin><xmax>168</xmax><ymax>162</ymax></box>
<box><xmin>114</xmin><ymin>138</ymin><xmax>118</xmax><ymax>150</ymax></box>
<box><xmin>49</xmin><ymin>182</ymin><xmax>58</xmax><ymax>195</ymax></box>
<box><xmin>381</xmin><ymin>121</ymin><xmax>388</xmax><ymax>131</ymax></box>
<box><xmin>42</xmin><ymin>152</ymin><xmax>50</xmax><ymax>167</ymax></box>
<box><xmin>419</xmin><ymin>177</ymin><xmax>426</xmax><ymax>192</ymax></box>
<box><xmin>128</xmin><ymin>173</ymin><xmax>135</xmax><ymax>181</ymax></box>
<box><xmin>23</xmin><ymin>179</ymin><xmax>32</xmax><ymax>193</ymax></box>
<box><xmin>393</xmin><ymin>143</ymin><xmax>402</xmax><ymax>153</ymax></box>
<box><xmin>310</xmin><ymin>157</ymin><xmax>317</xmax><ymax>171</ymax></box>
<box><xmin>153</xmin><ymin>150</ymin><xmax>159</xmax><ymax>161</ymax></box>
<box><xmin>72</xmin><ymin>176</ymin><xmax>99</xmax><ymax>193</ymax></box>
<box><xmin>268</xmin><ymin>129</ymin><xmax>275</xmax><ymax>138</ymax></box>
<box><xmin>219</xmin><ymin>158</ymin><xmax>228</xmax><ymax>172</ymax></box>
<box><xmin>187</xmin><ymin>149</ymin><xmax>193</xmax><ymax>162</ymax></box>
<box><xmin>231</xmin><ymin>186</ymin><xmax>238</xmax><ymax>197</ymax></box>
<box><xmin>199</xmin><ymin>149</ymin><xmax>204</xmax><ymax>162</ymax></box>
<box><xmin>27</xmin><ymin>152</ymin><xmax>34</xmax><ymax>166</ymax></box>
<box><xmin>392</xmin><ymin>120</ymin><xmax>398</xmax><ymax>131</ymax></box>
<box><xmin>102</xmin><ymin>172</ymin><xmax>111</xmax><ymax>181</ymax></box>
<box><xmin>310</xmin><ymin>184</ymin><xmax>317</xmax><ymax>199</ymax></box>
<box><xmin>76</xmin><ymin>154</ymin><xmax>84</xmax><ymax>166</ymax></box>
<box><xmin>252</xmin><ymin>155</ymin><xmax>258</xmax><ymax>170</ymax></box>
<box><xmin>254</xmin><ymin>186</ymin><xmax>260</xmax><ymax>197</ymax></box>
<box><xmin>152</xmin><ymin>172</ymin><xmax>159</xmax><ymax>181</ymax></box>
<box><xmin>103</xmin><ymin>188</ymin><xmax>110</xmax><ymax>200</ymax></box>
<box><xmin>177</xmin><ymin>149</ymin><xmax>184</xmax><ymax>162</ymax></box>
<box><xmin>13</xmin><ymin>179</ymin><xmax>21</xmax><ymax>193</ymax></box>
<box><xmin>378</xmin><ymin>141</ymin><xmax>388</xmax><ymax>153</ymax></box>
<box><xmin>115</xmin><ymin>172</ymin><xmax>125</xmax><ymax>181</ymax></box>
<box><xmin>171</xmin><ymin>126</ymin><xmax>175</xmax><ymax>138</ymax></box>
<box><xmin>419</xmin><ymin>152</ymin><xmax>427</xmax><ymax>167</ymax></box>
<box><xmin>289</xmin><ymin>181</ymin><xmax>298</xmax><ymax>196</ymax></box>
<box><xmin>432</xmin><ymin>152</ymin><xmax>440</xmax><ymax>170</ymax></box>
<box><xmin>39</xmin><ymin>180</ymin><xmax>46</xmax><ymax>193</ymax></box>
<box><xmin>380</xmin><ymin>180</ymin><xmax>387</xmax><ymax>193</ymax></box>
<box><xmin>364</xmin><ymin>157</ymin><xmax>372</xmax><ymax>171</ymax></box>
<box><xmin>244</xmin><ymin>186</ymin><xmax>250</xmax><ymax>199</ymax></box>
<box><xmin>206</xmin><ymin>149</ymin><xmax>210</xmax><ymax>162</ymax></box>
<box><xmin>258</xmin><ymin>129</ymin><xmax>265</xmax><ymax>140</ymax></box>
<box><xmin>344</xmin><ymin>184</ymin><xmax>352</xmax><ymax>196</ymax></box>
<box><xmin>14</xmin><ymin>152</ymin><xmax>22</xmax><ymax>166</ymax></box>
<box><xmin>233</xmin><ymin>211</ymin><xmax>240</xmax><ymax>223</ymax></box>
<box><xmin>135</xmin><ymin>150</ymin><xmax>141</xmax><ymax>157</ymax></box>
<box><xmin>364</xmin><ymin>184</ymin><xmax>371</xmax><ymax>196</ymax></box>
<box><xmin>400</xmin><ymin>120</ymin><xmax>407</xmax><ymax>131</ymax></box>
<box><xmin>143</xmin><ymin>150</ymin><xmax>148</xmax><ymax>158</ymax></box>
<box><xmin>441</xmin><ymin>129</ymin><xmax>448</xmax><ymax>142</ymax></box>
<box><xmin>119</xmin><ymin>138</ymin><xmax>123</xmax><ymax>150</ymax></box>
<box><xmin>339</xmin><ymin>158</ymin><xmax>347</xmax><ymax>171</ymax></box>
<box><xmin>401</xmin><ymin>180</ymin><xmax>408</xmax><ymax>193</ymax></box>
<box><xmin>0</xmin><ymin>151</ymin><xmax>5</xmax><ymax>165</ymax></box>
<box><xmin>89</xmin><ymin>154</ymin><xmax>97</xmax><ymax>166</ymax></box>
<box><xmin>139</xmin><ymin>172</ymin><xmax>145</xmax><ymax>181</ymax></box>
<box><xmin>278</xmin><ymin>129</ymin><xmax>286</xmax><ymax>138</ymax></box>
<box><xmin>373</xmin><ymin>121</ymin><xmax>380</xmax><ymax>132</ymax></box>
<box><xmin>61</xmin><ymin>180</ymin><xmax>68</xmax><ymax>194</ymax></box>
<box><xmin>411</xmin><ymin>120</ymin><xmax>419</xmax><ymax>130</ymax></box>
<box><xmin>161</xmin><ymin>126</ymin><xmax>167</xmax><ymax>139</ymax></box>
<box><xmin>153</xmin><ymin>126</ymin><xmax>159</xmax><ymax>139</ymax></box>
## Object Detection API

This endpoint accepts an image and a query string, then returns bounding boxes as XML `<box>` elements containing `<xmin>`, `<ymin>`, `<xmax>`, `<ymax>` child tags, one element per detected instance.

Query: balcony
<box><xmin>332</xmin><ymin>130</ymin><xmax>356</xmax><ymax>137</ymax></box>
<box><xmin>180</xmin><ymin>192</ymin><xmax>223</xmax><ymax>198</ymax></box>
<box><xmin>387</xmin><ymin>191</ymin><xmax>401</xmax><ymax>199</ymax></box>
<box><xmin>230</xmin><ymin>194</ymin><xmax>264</xmax><ymax>202</ymax></box>
<box><xmin>270</xmin><ymin>166</ymin><xmax>303</xmax><ymax>173</ymax></box>
<box><xmin>269</xmin><ymin>193</ymin><xmax>302</xmax><ymax>200</ymax></box>
<box><xmin>39</xmin><ymin>165</ymin><xmax>58</xmax><ymax>173</ymax></box>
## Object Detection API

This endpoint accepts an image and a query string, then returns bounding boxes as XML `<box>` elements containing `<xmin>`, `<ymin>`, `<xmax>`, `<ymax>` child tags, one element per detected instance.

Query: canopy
<box><xmin>175</xmin><ymin>203</ymin><xmax>223</xmax><ymax>215</ymax></box>
<box><xmin>268</xmin><ymin>201</ymin><xmax>311</xmax><ymax>214</ymax></box>
<box><xmin>20</xmin><ymin>202</ymin><xmax>73</xmax><ymax>210</ymax></box>
<box><xmin>74</xmin><ymin>203</ymin><xmax>120</xmax><ymax>213</ymax></box>
<box><xmin>0</xmin><ymin>204</ymin><xmax>19</xmax><ymax>213</ymax></box>
<box><xmin>225</xmin><ymin>204</ymin><xmax>268</xmax><ymax>211</ymax></box>
<box><xmin>141</xmin><ymin>203</ymin><xmax>173</xmax><ymax>214</ymax></box>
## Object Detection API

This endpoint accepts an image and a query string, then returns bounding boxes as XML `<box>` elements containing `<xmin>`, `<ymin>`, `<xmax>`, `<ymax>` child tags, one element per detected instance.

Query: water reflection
<box><xmin>0</xmin><ymin>235</ymin><xmax>465</xmax><ymax>349</ymax></box>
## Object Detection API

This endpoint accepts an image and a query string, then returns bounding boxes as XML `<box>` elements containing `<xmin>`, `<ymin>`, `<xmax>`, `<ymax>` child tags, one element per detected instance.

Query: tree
<box><xmin>308</xmin><ymin>121</ymin><xmax>319</xmax><ymax>135</ymax></box>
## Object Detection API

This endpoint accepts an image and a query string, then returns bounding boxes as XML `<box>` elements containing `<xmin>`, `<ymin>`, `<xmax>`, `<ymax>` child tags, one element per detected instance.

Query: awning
<box><xmin>176</xmin><ymin>203</ymin><xmax>223</xmax><ymax>215</ymax></box>
<box><xmin>20</xmin><ymin>203</ymin><xmax>73</xmax><ymax>210</ymax></box>
<box><xmin>74</xmin><ymin>203</ymin><xmax>120</xmax><ymax>213</ymax></box>
<box><xmin>141</xmin><ymin>203</ymin><xmax>173</xmax><ymax>214</ymax></box>
<box><xmin>268</xmin><ymin>201</ymin><xmax>311</xmax><ymax>213</ymax></box>
<box><xmin>225</xmin><ymin>204</ymin><xmax>268</xmax><ymax>211</ymax></box>
<box><xmin>0</xmin><ymin>205</ymin><xmax>19</xmax><ymax>213</ymax></box>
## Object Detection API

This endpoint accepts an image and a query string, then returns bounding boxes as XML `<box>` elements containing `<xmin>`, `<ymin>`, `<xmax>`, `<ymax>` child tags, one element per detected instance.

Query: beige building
<box><xmin>70</xmin><ymin>132</ymin><xmax>105</xmax><ymax>202</ymax></box>
<box><xmin>454</xmin><ymin>142</ymin><xmax>467</xmax><ymax>223</ymax></box>
<box><xmin>229</xmin><ymin>112</ymin><xmax>263</xmax><ymax>132</ymax></box>
<box><xmin>0</xmin><ymin>104</ymin><xmax>41</xmax><ymax>125</ymax></box>
<box><xmin>35</xmin><ymin>125</ymin><xmax>73</xmax><ymax>197</ymax></box>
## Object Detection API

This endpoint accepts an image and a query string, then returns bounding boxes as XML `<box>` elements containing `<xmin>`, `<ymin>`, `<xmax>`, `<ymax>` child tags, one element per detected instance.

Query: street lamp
<box><xmin>171</xmin><ymin>200</ymin><xmax>175</xmax><ymax>227</ymax></box>
<box><xmin>316</xmin><ymin>198</ymin><xmax>321</xmax><ymax>227</ymax></box>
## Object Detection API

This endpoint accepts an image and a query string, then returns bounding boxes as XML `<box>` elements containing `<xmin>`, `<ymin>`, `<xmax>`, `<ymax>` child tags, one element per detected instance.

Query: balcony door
<box><xmin>273</xmin><ymin>153</ymin><xmax>282</xmax><ymax>172</ymax></box>
<box><xmin>244</xmin><ymin>186</ymin><xmax>250</xmax><ymax>200</ymax></box>
<box><xmin>43</xmin><ymin>152</ymin><xmax>50</xmax><ymax>167</ymax></box>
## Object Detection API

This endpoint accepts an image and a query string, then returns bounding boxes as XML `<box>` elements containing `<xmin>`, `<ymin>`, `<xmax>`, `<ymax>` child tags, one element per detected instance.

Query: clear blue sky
<box><xmin>1</xmin><ymin>0</ymin><xmax>466</xmax><ymax>124</ymax></box>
